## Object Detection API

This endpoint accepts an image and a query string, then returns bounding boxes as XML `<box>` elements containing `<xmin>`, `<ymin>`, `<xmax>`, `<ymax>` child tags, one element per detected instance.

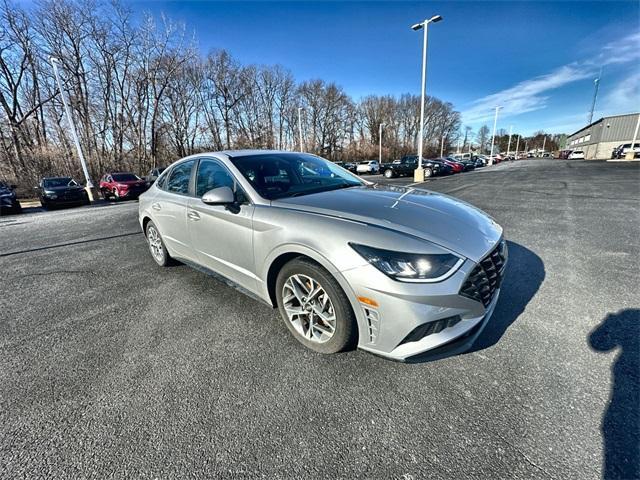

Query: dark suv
<box><xmin>382</xmin><ymin>155</ymin><xmax>440</xmax><ymax>179</ymax></box>
<box><xmin>0</xmin><ymin>181</ymin><xmax>21</xmax><ymax>214</ymax></box>
<box><xmin>37</xmin><ymin>177</ymin><xmax>89</xmax><ymax>210</ymax></box>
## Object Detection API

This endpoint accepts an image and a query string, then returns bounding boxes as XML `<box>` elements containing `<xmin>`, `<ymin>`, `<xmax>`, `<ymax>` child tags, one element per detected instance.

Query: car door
<box><xmin>187</xmin><ymin>158</ymin><xmax>257</xmax><ymax>293</ymax></box>
<box><xmin>152</xmin><ymin>159</ymin><xmax>197</xmax><ymax>261</ymax></box>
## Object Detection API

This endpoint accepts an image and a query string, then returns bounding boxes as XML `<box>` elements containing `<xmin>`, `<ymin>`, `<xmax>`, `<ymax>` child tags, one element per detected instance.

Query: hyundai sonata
<box><xmin>138</xmin><ymin>151</ymin><xmax>507</xmax><ymax>361</ymax></box>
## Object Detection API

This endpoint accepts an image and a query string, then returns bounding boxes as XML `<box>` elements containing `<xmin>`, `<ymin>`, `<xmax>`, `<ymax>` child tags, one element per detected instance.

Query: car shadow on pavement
<box><xmin>588</xmin><ymin>309</ymin><xmax>640</xmax><ymax>480</ymax></box>
<box><xmin>406</xmin><ymin>241</ymin><xmax>544</xmax><ymax>364</ymax></box>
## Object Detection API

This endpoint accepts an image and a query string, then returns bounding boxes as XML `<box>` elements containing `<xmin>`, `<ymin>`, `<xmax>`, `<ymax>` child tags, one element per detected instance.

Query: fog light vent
<box><xmin>362</xmin><ymin>307</ymin><xmax>380</xmax><ymax>344</ymax></box>
<box><xmin>399</xmin><ymin>315</ymin><xmax>462</xmax><ymax>346</ymax></box>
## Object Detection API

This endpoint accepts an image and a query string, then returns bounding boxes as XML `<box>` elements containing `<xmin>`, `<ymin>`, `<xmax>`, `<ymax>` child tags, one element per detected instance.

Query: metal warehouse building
<box><xmin>566</xmin><ymin>112</ymin><xmax>640</xmax><ymax>159</ymax></box>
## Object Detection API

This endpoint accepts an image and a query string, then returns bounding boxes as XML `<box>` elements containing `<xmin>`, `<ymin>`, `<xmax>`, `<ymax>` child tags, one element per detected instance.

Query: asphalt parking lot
<box><xmin>1</xmin><ymin>159</ymin><xmax>638</xmax><ymax>479</ymax></box>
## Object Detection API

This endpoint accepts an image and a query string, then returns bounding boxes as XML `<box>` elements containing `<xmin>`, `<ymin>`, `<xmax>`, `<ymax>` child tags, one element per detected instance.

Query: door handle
<box><xmin>151</xmin><ymin>202</ymin><xmax>161</xmax><ymax>211</ymax></box>
<box><xmin>187</xmin><ymin>210</ymin><xmax>200</xmax><ymax>221</ymax></box>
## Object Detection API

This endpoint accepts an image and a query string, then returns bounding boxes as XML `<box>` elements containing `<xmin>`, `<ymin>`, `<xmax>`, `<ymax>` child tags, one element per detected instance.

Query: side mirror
<box><xmin>202</xmin><ymin>186</ymin><xmax>235</xmax><ymax>205</ymax></box>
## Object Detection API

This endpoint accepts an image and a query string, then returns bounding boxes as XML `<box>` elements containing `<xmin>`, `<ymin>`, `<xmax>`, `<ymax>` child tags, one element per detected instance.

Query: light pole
<box><xmin>440</xmin><ymin>134</ymin><xmax>445</xmax><ymax>157</ymax></box>
<box><xmin>411</xmin><ymin>14</ymin><xmax>442</xmax><ymax>182</ymax></box>
<box><xmin>50</xmin><ymin>56</ymin><xmax>95</xmax><ymax>201</ymax></box>
<box><xmin>515</xmin><ymin>134</ymin><xmax>520</xmax><ymax>158</ymax></box>
<box><xmin>297</xmin><ymin>107</ymin><xmax>305</xmax><ymax>152</ymax></box>
<box><xmin>506</xmin><ymin>125</ymin><xmax>513</xmax><ymax>157</ymax></box>
<box><xmin>488</xmin><ymin>106</ymin><xmax>502</xmax><ymax>165</ymax></box>
<box><xmin>627</xmin><ymin>113</ymin><xmax>640</xmax><ymax>160</ymax></box>
<box><xmin>542</xmin><ymin>135</ymin><xmax>547</xmax><ymax>154</ymax></box>
<box><xmin>378</xmin><ymin>122</ymin><xmax>385</xmax><ymax>163</ymax></box>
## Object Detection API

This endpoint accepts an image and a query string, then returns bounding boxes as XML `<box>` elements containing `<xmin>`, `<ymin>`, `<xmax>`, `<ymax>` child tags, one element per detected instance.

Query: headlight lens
<box><xmin>350</xmin><ymin>243</ymin><xmax>463</xmax><ymax>282</ymax></box>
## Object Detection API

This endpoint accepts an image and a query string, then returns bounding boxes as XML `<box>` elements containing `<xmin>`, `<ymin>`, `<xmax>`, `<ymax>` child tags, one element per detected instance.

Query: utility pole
<box><xmin>378</xmin><ymin>123</ymin><xmax>385</xmax><ymax>163</ymax></box>
<box><xmin>588</xmin><ymin>69</ymin><xmax>602</xmax><ymax>125</ymax></box>
<box><xmin>297</xmin><ymin>107</ymin><xmax>304</xmax><ymax>152</ymax></box>
<box><xmin>50</xmin><ymin>57</ymin><xmax>95</xmax><ymax>201</ymax></box>
<box><xmin>506</xmin><ymin>125</ymin><xmax>513</xmax><ymax>157</ymax></box>
<box><xmin>488</xmin><ymin>106</ymin><xmax>502</xmax><ymax>165</ymax></box>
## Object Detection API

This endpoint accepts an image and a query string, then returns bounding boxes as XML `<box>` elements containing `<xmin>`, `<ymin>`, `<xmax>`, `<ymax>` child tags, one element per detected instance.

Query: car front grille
<box><xmin>459</xmin><ymin>240</ymin><xmax>508</xmax><ymax>307</ymax></box>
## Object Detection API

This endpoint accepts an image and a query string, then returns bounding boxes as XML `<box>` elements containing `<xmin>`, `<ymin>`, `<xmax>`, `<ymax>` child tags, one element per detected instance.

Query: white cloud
<box><xmin>461</xmin><ymin>31</ymin><xmax>639</xmax><ymax>126</ymax></box>
<box><xmin>596</xmin><ymin>31</ymin><xmax>640</xmax><ymax>67</ymax></box>
<box><xmin>462</xmin><ymin>64</ymin><xmax>593</xmax><ymax>123</ymax></box>
<box><xmin>600</xmin><ymin>70</ymin><xmax>640</xmax><ymax>114</ymax></box>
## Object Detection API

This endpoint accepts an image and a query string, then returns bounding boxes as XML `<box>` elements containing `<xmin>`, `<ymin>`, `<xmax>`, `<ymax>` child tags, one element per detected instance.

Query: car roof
<box><xmin>219</xmin><ymin>149</ymin><xmax>295</xmax><ymax>158</ymax></box>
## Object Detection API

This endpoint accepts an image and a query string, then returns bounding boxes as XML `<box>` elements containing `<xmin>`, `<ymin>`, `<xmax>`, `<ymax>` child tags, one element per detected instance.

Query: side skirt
<box><xmin>176</xmin><ymin>257</ymin><xmax>274</xmax><ymax>308</ymax></box>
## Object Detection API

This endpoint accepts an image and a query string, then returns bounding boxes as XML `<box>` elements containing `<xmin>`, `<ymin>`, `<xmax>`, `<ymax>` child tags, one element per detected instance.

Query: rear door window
<box><xmin>166</xmin><ymin>160</ymin><xmax>195</xmax><ymax>195</ymax></box>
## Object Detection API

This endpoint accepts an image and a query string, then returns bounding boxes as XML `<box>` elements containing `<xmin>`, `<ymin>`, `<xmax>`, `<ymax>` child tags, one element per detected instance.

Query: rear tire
<box><xmin>424</xmin><ymin>167</ymin><xmax>433</xmax><ymax>178</ymax></box>
<box><xmin>384</xmin><ymin>169</ymin><xmax>395</xmax><ymax>179</ymax></box>
<box><xmin>275</xmin><ymin>258</ymin><xmax>357</xmax><ymax>354</ymax></box>
<box><xmin>145</xmin><ymin>220</ymin><xmax>172</xmax><ymax>267</ymax></box>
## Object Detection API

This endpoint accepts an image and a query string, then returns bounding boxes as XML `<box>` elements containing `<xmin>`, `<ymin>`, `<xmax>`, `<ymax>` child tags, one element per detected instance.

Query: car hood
<box><xmin>274</xmin><ymin>185</ymin><xmax>503</xmax><ymax>262</ymax></box>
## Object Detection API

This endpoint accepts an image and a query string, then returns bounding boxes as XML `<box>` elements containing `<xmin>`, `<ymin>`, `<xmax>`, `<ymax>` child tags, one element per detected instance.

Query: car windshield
<box><xmin>43</xmin><ymin>177</ymin><xmax>77</xmax><ymax>188</ymax></box>
<box><xmin>230</xmin><ymin>152</ymin><xmax>364</xmax><ymax>200</ymax></box>
<box><xmin>112</xmin><ymin>173</ymin><xmax>139</xmax><ymax>182</ymax></box>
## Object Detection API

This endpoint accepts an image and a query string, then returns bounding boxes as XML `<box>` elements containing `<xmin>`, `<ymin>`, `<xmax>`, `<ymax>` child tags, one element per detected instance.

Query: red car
<box><xmin>99</xmin><ymin>172</ymin><xmax>148</xmax><ymax>200</ymax></box>
<box><xmin>440</xmin><ymin>158</ymin><xmax>464</xmax><ymax>173</ymax></box>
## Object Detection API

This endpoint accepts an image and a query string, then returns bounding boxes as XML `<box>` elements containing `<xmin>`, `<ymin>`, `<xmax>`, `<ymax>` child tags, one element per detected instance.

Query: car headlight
<box><xmin>349</xmin><ymin>243</ymin><xmax>463</xmax><ymax>282</ymax></box>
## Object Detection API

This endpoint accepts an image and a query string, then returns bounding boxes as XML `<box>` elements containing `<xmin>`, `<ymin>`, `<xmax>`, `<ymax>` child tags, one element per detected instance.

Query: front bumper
<box><xmin>342</xmin><ymin>251</ymin><xmax>504</xmax><ymax>362</ymax></box>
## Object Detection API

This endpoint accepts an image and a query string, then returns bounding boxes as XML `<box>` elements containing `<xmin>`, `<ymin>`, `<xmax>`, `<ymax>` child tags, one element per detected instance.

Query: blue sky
<box><xmin>131</xmin><ymin>1</ymin><xmax>639</xmax><ymax>136</ymax></box>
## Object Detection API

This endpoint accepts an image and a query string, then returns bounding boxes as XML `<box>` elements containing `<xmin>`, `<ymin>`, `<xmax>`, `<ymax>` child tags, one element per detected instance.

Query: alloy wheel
<box><xmin>147</xmin><ymin>225</ymin><xmax>164</xmax><ymax>263</ymax></box>
<box><xmin>282</xmin><ymin>274</ymin><xmax>336</xmax><ymax>343</ymax></box>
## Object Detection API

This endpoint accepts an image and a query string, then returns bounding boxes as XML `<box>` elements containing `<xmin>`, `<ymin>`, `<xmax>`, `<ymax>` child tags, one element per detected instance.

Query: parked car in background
<box><xmin>382</xmin><ymin>155</ymin><xmax>439</xmax><ymax>179</ymax></box>
<box><xmin>568</xmin><ymin>150</ymin><xmax>585</xmax><ymax>160</ymax></box>
<box><xmin>36</xmin><ymin>177</ymin><xmax>89</xmax><ymax>210</ymax></box>
<box><xmin>429</xmin><ymin>158</ymin><xmax>453</xmax><ymax>175</ymax></box>
<box><xmin>542</xmin><ymin>152</ymin><xmax>554</xmax><ymax>158</ymax></box>
<box><xmin>356</xmin><ymin>160</ymin><xmax>379</xmax><ymax>175</ymax></box>
<box><xmin>343</xmin><ymin>162</ymin><xmax>358</xmax><ymax>173</ymax></box>
<box><xmin>611</xmin><ymin>143</ymin><xmax>640</xmax><ymax>159</ymax></box>
<box><xmin>100</xmin><ymin>172</ymin><xmax>149</xmax><ymax>200</ymax></box>
<box><xmin>146</xmin><ymin>167</ymin><xmax>166</xmax><ymax>184</ymax></box>
<box><xmin>456</xmin><ymin>158</ymin><xmax>476</xmax><ymax>171</ymax></box>
<box><xmin>0</xmin><ymin>181</ymin><xmax>22</xmax><ymax>214</ymax></box>
<box><xmin>139</xmin><ymin>150</ymin><xmax>506</xmax><ymax>361</ymax></box>
<box><xmin>440</xmin><ymin>158</ymin><xmax>464</xmax><ymax>173</ymax></box>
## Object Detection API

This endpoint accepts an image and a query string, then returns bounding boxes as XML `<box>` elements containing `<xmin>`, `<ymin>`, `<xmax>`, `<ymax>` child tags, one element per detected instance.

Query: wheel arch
<box><xmin>264</xmin><ymin>246</ymin><xmax>364</xmax><ymax>347</ymax></box>
<box><xmin>141</xmin><ymin>215</ymin><xmax>152</xmax><ymax>236</ymax></box>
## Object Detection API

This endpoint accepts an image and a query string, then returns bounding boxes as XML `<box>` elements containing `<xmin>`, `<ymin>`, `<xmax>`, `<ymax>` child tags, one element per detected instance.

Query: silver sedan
<box><xmin>138</xmin><ymin>150</ymin><xmax>507</xmax><ymax>361</ymax></box>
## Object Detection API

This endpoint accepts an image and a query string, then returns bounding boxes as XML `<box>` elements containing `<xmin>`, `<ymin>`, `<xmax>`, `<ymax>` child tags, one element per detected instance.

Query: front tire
<box><xmin>145</xmin><ymin>220</ymin><xmax>172</xmax><ymax>267</ymax></box>
<box><xmin>276</xmin><ymin>258</ymin><xmax>357</xmax><ymax>354</ymax></box>
<box><xmin>424</xmin><ymin>167</ymin><xmax>433</xmax><ymax>178</ymax></box>
<box><xmin>384</xmin><ymin>169</ymin><xmax>395</xmax><ymax>179</ymax></box>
